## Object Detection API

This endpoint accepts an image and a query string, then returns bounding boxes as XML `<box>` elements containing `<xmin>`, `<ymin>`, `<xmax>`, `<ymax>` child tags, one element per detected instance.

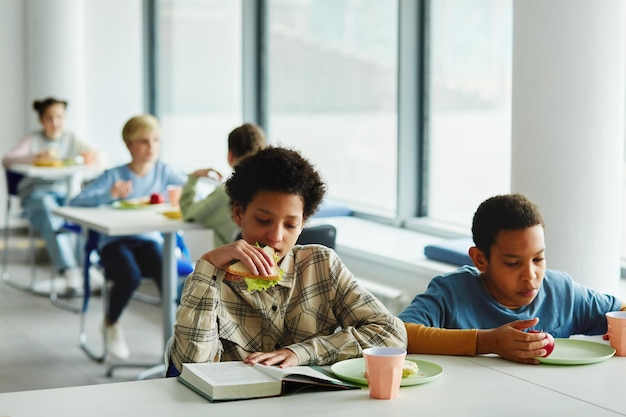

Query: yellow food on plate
<box><xmin>162</xmin><ymin>210</ymin><xmax>182</xmax><ymax>219</ymax></box>
<box><xmin>118</xmin><ymin>197</ymin><xmax>150</xmax><ymax>208</ymax></box>
<box><xmin>402</xmin><ymin>360</ymin><xmax>419</xmax><ymax>378</ymax></box>
<box><xmin>33</xmin><ymin>158</ymin><xmax>64</xmax><ymax>167</ymax></box>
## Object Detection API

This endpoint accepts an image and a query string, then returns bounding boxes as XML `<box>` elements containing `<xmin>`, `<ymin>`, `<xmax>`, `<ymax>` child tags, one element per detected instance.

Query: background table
<box><xmin>9</xmin><ymin>162</ymin><xmax>103</xmax><ymax>200</ymax></box>
<box><xmin>52</xmin><ymin>205</ymin><xmax>204</xmax><ymax>376</ymax></box>
<box><xmin>9</xmin><ymin>162</ymin><xmax>102</xmax><ymax>179</ymax></box>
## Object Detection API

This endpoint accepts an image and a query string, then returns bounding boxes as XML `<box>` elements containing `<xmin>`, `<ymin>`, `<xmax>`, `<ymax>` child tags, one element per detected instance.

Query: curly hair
<box><xmin>472</xmin><ymin>193</ymin><xmax>545</xmax><ymax>260</ymax></box>
<box><xmin>33</xmin><ymin>97</ymin><xmax>67</xmax><ymax>118</ymax></box>
<box><xmin>228</xmin><ymin>123</ymin><xmax>267</xmax><ymax>160</ymax></box>
<box><xmin>225</xmin><ymin>146</ymin><xmax>326</xmax><ymax>219</ymax></box>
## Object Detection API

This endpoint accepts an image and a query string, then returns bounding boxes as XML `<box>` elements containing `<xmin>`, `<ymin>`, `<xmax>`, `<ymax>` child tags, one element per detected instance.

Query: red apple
<box><xmin>529</xmin><ymin>330</ymin><xmax>555</xmax><ymax>357</ymax></box>
<box><xmin>149</xmin><ymin>193</ymin><xmax>165</xmax><ymax>204</ymax></box>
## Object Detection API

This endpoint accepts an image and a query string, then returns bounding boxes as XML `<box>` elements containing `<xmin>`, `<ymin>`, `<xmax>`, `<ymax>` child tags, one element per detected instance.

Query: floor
<box><xmin>0</xmin><ymin>231</ymin><xmax>164</xmax><ymax>393</ymax></box>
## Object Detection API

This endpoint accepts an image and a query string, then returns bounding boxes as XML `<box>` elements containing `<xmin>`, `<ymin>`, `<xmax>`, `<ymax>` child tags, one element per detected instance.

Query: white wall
<box><xmin>0</xmin><ymin>0</ymin><xmax>145</xmax><ymax>222</ymax></box>
<box><xmin>0</xmin><ymin>1</ymin><xmax>28</xmax><ymax>166</ymax></box>
<box><xmin>25</xmin><ymin>0</ymin><xmax>86</xmax><ymax>132</ymax></box>
<box><xmin>512</xmin><ymin>1</ymin><xmax>625</xmax><ymax>295</ymax></box>
<box><xmin>83</xmin><ymin>0</ymin><xmax>145</xmax><ymax>166</ymax></box>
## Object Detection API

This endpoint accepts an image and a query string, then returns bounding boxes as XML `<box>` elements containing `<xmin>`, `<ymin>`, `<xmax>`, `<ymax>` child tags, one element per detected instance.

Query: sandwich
<box><xmin>226</xmin><ymin>245</ymin><xmax>283</xmax><ymax>292</ymax></box>
<box><xmin>402</xmin><ymin>360</ymin><xmax>419</xmax><ymax>378</ymax></box>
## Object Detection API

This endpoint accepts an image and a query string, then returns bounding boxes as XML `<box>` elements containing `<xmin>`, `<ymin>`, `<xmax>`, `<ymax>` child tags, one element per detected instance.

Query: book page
<box><xmin>253</xmin><ymin>364</ymin><xmax>344</xmax><ymax>385</ymax></box>
<box><xmin>188</xmin><ymin>362</ymin><xmax>277</xmax><ymax>386</ymax></box>
<box><xmin>180</xmin><ymin>362</ymin><xmax>358</xmax><ymax>401</ymax></box>
<box><xmin>181</xmin><ymin>362</ymin><xmax>281</xmax><ymax>401</ymax></box>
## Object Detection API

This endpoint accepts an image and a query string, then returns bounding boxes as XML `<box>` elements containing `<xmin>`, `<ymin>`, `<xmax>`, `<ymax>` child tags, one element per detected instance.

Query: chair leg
<box><xmin>1</xmin><ymin>208</ymin><xmax>10</xmax><ymax>281</ymax></box>
<box><xmin>79</xmin><ymin>272</ymin><xmax>108</xmax><ymax>363</ymax></box>
<box><xmin>1</xmin><ymin>228</ymin><xmax>31</xmax><ymax>290</ymax></box>
<box><xmin>27</xmin><ymin>224</ymin><xmax>37</xmax><ymax>287</ymax></box>
<box><xmin>130</xmin><ymin>290</ymin><xmax>161</xmax><ymax>305</ymax></box>
<box><xmin>105</xmin><ymin>280</ymin><xmax>165</xmax><ymax>379</ymax></box>
<box><xmin>2</xmin><ymin>223</ymin><xmax>40</xmax><ymax>292</ymax></box>
<box><xmin>50</xmin><ymin>230</ymin><xmax>85</xmax><ymax>313</ymax></box>
<box><xmin>106</xmin><ymin>362</ymin><xmax>165</xmax><ymax>379</ymax></box>
<box><xmin>50</xmin><ymin>282</ymin><xmax>82</xmax><ymax>313</ymax></box>
<box><xmin>80</xmin><ymin>258</ymin><xmax>167</xmax><ymax>378</ymax></box>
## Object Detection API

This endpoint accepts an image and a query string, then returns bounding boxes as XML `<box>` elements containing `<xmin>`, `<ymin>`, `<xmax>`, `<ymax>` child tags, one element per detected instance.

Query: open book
<box><xmin>178</xmin><ymin>361</ymin><xmax>359</xmax><ymax>402</ymax></box>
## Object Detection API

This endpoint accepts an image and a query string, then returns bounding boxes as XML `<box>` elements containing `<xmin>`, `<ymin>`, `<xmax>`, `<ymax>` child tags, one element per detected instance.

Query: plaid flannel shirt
<box><xmin>170</xmin><ymin>245</ymin><xmax>407</xmax><ymax>371</ymax></box>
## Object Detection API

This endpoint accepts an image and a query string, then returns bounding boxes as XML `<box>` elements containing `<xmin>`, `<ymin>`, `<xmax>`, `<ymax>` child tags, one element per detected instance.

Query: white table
<box><xmin>9</xmin><ymin>162</ymin><xmax>103</xmax><ymax>199</ymax></box>
<box><xmin>9</xmin><ymin>162</ymin><xmax>102</xmax><ymax>179</ymax></box>
<box><xmin>0</xmin><ymin>352</ymin><xmax>622</xmax><ymax>417</ymax></box>
<box><xmin>466</xmin><ymin>335</ymin><xmax>626</xmax><ymax>415</ymax></box>
<box><xmin>52</xmin><ymin>205</ymin><xmax>204</xmax><ymax>376</ymax></box>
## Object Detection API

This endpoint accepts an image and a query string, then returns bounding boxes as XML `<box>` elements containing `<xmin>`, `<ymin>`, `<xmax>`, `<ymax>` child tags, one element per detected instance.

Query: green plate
<box><xmin>330</xmin><ymin>358</ymin><xmax>443</xmax><ymax>386</ymax></box>
<box><xmin>537</xmin><ymin>338</ymin><xmax>615</xmax><ymax>365</ymax></box>
<box><xmin>112</xmin><ymin>199</ymin><xmax>160</xmax><ymax>209</ymax></box>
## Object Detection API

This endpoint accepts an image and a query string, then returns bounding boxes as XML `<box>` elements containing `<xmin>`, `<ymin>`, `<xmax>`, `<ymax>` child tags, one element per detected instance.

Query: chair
<box><xmin>2</xmin><ymin>170</ymin><xmax>40</xmax><ymax>290</ymax></box>
<box><xmin>79</xmin><ymin>229</ymin><xmax>194</xmax><ymax>366</ymax></box>
<box><xmin>48</xmin><ymin>221</ymin><xmax>85</xmax><ymax>313</ymax></box>
<box><xmin>2</xmin><ymin>170</ymin><xmax>86</xmax><ymax>306</ymax></box>
<box><xmin>234</xmin><ymin>224</ymin><xmax>337</xmax><ymax>249</ymax></box>
<box><xmin>130</xmin><ymin>232</ymin><xmax>193</xmax><ymax>305</ymax></box>
<box><xmin>294</xmin><ymin>224</ymin><xmax>337</xmax><ymax>249</ymax></box>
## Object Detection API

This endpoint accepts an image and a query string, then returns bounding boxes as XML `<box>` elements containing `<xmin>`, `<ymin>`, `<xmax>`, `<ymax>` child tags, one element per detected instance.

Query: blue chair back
<box><xmin>6</xmin><ymin>170</ymin><xmax>25</xmax><ymax>196</ymax></box>
<box><xmin>81</xmin><ymin>230</ymin><xmax>194</xmax><ymax>312</ymax></box>
<box><xmin>176</xmin><ymin>232</ymin><xmax>193</xmax><ymax>276</ymax></box>
<box><xmin>234</xmin><ymin>224</ymin><xmax>337</xmax><ymax>249</ymax></box>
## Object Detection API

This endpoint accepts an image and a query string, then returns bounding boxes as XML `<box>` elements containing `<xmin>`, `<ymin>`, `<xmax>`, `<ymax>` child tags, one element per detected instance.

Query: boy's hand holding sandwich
<box><xmin>201</xmin><ymin>241</ymin><xmax>283</xmax><ymax>292</ymax></box>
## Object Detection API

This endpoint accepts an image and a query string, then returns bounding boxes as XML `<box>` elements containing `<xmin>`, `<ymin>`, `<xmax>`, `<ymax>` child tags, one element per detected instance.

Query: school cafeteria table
<box><xmin>52</xmin><ymin>205</ymin><xmax>204</xmax><ymax>377</ymax></box>
<box><xmin>9</xmin><ymin>162</ymin><xmax>103</xmax><ymax>200</ymax></box>
<box><xmin>1</xmin><ymin>351</ymin><xmax>623</xmax><ymax>417</ymax></box>
<box><xmin>466</xmin><ymin>335</ymin><xmax>626</xmax><ymax>415</ymax></box>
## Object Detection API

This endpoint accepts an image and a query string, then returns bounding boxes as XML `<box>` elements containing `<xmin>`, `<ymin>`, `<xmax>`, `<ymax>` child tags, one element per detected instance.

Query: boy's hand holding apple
<box><xmin>476</xmin><ymin>318</ymin><xmax>554</xmax><ymax>365</ymax></box>
<box><xmin>529</xmin><ymin>329</ymin><xmax>555</xmax><ymax>357</ymax></box>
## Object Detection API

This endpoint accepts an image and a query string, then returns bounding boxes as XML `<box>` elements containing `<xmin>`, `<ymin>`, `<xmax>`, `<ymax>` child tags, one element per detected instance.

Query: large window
<box><xmin>266</xmin><ymin>0</ymin><xmax>399</xmax><ymax>217</ymax></box>
<box><xmin>152</xmin><ymin>0</ymin><xmax>517</xmax><ymax>234</ymax></box>
<box><xmin>152</xmin><ymin>1</ymin><xmax>626</xmax><ymax>271</ymax></box>
<box><xmin>156</xmin><ymin>0</ymin><xmax>242</xmax><ymax>174</ymax></box>
<box><xmin>426</xmin><ymin>0</ymin><xmax>512</xmax><ymax>229</ymax></box>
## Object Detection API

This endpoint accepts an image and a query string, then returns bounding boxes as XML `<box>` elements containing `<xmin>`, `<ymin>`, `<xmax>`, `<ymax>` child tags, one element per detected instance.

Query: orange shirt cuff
<box><xmin>404</xmin><ymin>322</ymin><xmax>477</xmax><ymax>356</ymax></box>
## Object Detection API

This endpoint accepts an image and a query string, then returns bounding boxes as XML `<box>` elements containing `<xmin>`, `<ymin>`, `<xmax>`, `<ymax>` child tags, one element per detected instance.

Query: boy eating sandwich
<box><xmin>167</xmin><ymin>147</ymin><xmax>406</xmax><ymax>376</ymax></box>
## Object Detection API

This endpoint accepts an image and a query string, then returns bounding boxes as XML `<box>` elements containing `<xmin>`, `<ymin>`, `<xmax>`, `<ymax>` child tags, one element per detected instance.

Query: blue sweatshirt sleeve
<box><xmin>70</xmin><ymin>169</ymin><xmax>118</xmax><ymax>207</ymax></box>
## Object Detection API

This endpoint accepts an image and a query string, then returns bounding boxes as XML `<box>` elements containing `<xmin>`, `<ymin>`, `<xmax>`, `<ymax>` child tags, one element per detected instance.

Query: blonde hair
<box><xmin>122</xmin><ymin>114</ymin><xmax>160</xmax><ymax>144</ymax></box>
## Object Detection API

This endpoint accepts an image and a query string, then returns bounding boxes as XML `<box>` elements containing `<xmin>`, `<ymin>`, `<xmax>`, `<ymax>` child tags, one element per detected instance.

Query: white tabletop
<box><xmin>52</xmin><ymin>205</ymin><xmax>199</xmax><ymax>236</ymax></box>
<box><xmin>9</xmin><ymin>162</ymin><xmax>104</xmax><ymax>201</ymax></box>
<box><xmin>0</xmin><ymin>352</ymin><xmax>622</xmax><ymax>417</ymax></box>
<box><xmin>9</xmin><ymin>162</ymin><xmax>102</xmax><ymax>180</ymax></box>
<box><xmin>466</xmin><ymin>335</ymin><xmax>626</xmax><ymax>415</ymax></box>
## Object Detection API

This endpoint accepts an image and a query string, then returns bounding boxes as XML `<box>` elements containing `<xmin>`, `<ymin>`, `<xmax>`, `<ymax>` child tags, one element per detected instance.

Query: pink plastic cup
<box><xmin>80</xmin><ymin>150</ymin><xmax>96</xmax><ymax>165</ymax></box>
<box><xmin>363</xmin><ymin>347</ymin><xmax>406</xmax><ymax>400</ymax></box>
<box><xmin>606</xmin><ymin>311</ymin><xmax>626</xmax><ymax>356</ymax></box>
<box><xmin>167</xmin><ymin>185</ymin><xmax>183</xmax><ymax>208</ymax></box>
